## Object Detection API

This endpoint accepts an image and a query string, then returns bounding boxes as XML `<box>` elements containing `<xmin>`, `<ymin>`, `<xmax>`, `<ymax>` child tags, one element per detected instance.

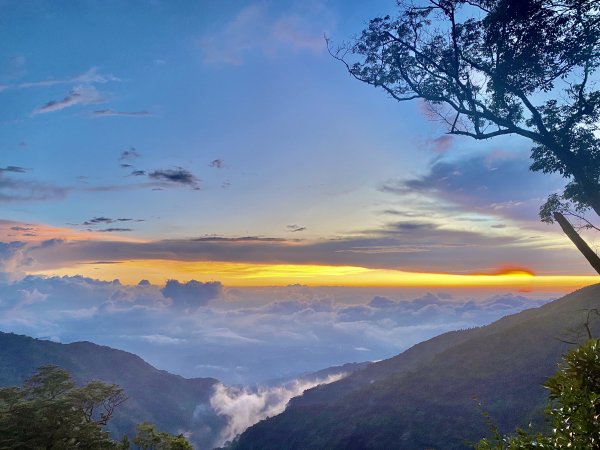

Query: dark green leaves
<box><xmin>0</xmin><ymin>365</ymin><xmax>126</xmax><ymax>450</ymax></box>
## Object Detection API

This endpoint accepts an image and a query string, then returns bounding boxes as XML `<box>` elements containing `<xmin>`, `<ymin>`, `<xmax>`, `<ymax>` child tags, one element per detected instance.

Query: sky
<box><xmin>1</xmin><ymin>0</ymin><xmax>599</xmax><ymax>384</ymax></box>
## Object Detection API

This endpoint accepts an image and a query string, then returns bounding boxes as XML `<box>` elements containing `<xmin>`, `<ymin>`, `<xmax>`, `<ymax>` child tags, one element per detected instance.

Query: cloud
<box><xmin>271</xmin><ymin>14</ymin><xmax>325</xmax><ymax>52</ymax></box>
<box><xmin>119</xmin><ymin>147</ymin><xmax>141</xmax><ymax>162</ymax></box>
<box><xmin>92</xmin><ymin>109</ymin><xmax>153</xmax><ymax>117</ymax></box>
<box><xmin>82</xmin><ymin>217</ymin><xmax>141</xmax><ymax>226</ymax></box>
<box><xmin>0</xmin><ymin>168</ymin><xmax>69</xmax><ymax>203</ymax></box>
<box><xmin>149</xmin><ymin>168</ymin><xmax>200</xmax><ymax>189</ymax></box>
<box><xmin>209</xmin><ymin>373</ymin><xmax>346</xmax><ymax>446</ymax></box>
<box><xmin>0</xmin><ymin>166</ymin><xmax>27</xmax><ymax>173</ymax></box>
<box><xmin>0</xmin><ymin>172</ymin><xmax>70</xmax><ymax>203</ymax></box>
<box><xmin>17</xmin><ymin>67</ymin><xmax>119</xmax><ymax>89</ymax></box>
<box><xmin>131</xmin><ymin>170</ymin><xmax>146</xmax><ymax>177</ymax></box>
<box><xmin>83</xmin><ymin>217</ymin><xmax>114</xmax><ymax>225</ymax></box>
<box><xmin>0</xmin><ymin>274</ymin><xmax>555</xmax><ymax>387</ymax></box>
<box><xmin>12</xmin><ymin>223</ymin><xmax>585</xmax><ymax>276</ymax></box>
<box><xmin>138</xmin><ymin>334</ymin><xmax>187</xmax><ymax>345</ymax></box>
<box><xmin>429</xmin><ymin>135</ymin><xmax>453</xmax><ymax>152</ymax></box>
<box><xmin>81</xmin><ymin>261</ymin><xmax>122</xmax><ymax>265</ymax></box>
<box><xmin>10</xmin><ymin>226</ymin><xmax>33</xmax><ymax>232</ymax></box>
<box><xmin>32</xmin><ymin>85</ymin><xmax>104</xmax><ymax>115</ymax></box>
<box><xmin>161</xmin><ymin>279</ymin><xmax>223</xmax><ymax>309</ymax></box>
<box><xmin>199</xmin><ymin>4</ymin><xmax>328</xmax><ymax>65</ymax></box>
<box><xmin>209</xmin><ymin>159</ymin><xmax>225</xmax><ymax>169</ymax></box>
<box><xmin>286</xmin><ymin>224</ymin><xmax>306</xmax><ymax>232</ymax></box>
<box><xmin>95</xmin><ymin>228</ymin><xmax>133</xmax><ymax>233</ymax></box>
<box><xmin>383</xmin><ymin>153</ymin><xmax>563</xmax><ymax>221</ymax></box>
<box><xmin>192</xmin><ymin>236</ymin><xmax>286</xmax><ymax>243</ymax></box>
<box><xmin>0</xmin><ymin>241</ymin><xmax>32</xmax><ymax>281</ymax></box>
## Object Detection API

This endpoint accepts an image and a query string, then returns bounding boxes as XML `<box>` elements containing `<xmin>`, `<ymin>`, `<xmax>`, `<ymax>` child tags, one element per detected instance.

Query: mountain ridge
<box><xmin>0</xmin><ymin>331</ymin><xmax>223</xmax><ymax>448</ymax></box>
<box><xmin>229</xmin><ymin>284</ymin><xmax>600</xmax><ymax>450</ymax></box>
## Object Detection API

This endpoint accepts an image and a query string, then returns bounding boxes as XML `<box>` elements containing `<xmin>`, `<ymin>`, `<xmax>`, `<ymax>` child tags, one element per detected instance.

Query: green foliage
<box><xmin>0</xmin><ymin>333</ymin><xmax>220</xmax><ymax>449</ymax></box>
<box><xmin>134</xmin><ymin>422</ymin><xmax>193</xmax><ymax>450</ymax></box>
<box><xmin>475</xmin><ymin>339</ymin><xmax>600</xmax><ymax>449</ymax></box>
<box><xmin>0</xmin><ymin>365</ymin><xmax>194</xmax><ymax>450</ymax></box>
<box><xmin>0</xmin><ymin>365</ymin><xmax>127</xmax><ymax>450</ymax></box>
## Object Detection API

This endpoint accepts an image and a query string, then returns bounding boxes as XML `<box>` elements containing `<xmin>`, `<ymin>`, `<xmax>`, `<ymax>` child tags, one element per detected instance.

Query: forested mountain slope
<box><xmin>0</xmin><ymin>332</ymin><xmax>222</xmax><ymax>448</ymax></box>
<box><xmin>230</xmin><ymin>284</ymin><xmax>600</xmax><ymax>450</ymax></box>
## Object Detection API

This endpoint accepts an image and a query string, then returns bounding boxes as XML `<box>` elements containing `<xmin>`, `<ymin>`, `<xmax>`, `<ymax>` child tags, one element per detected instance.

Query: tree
<box><xmin>332</xmin><ymin>0</ymin><xmax>600</xmax><ymax>273</ymax></box>
<box><xmin>475</xmin><ymin>338</ymin><xmax>600</xmax><ymax>449</ymax></box>
<box><xmin>133</xmin><ymin>422</ymin><xmax>193</xmax><ymax>450</ymax></box>
<box><xmin>0</xmin><ymin>365</ymin><xmax>128</xmax><ymax>450</ymax></box>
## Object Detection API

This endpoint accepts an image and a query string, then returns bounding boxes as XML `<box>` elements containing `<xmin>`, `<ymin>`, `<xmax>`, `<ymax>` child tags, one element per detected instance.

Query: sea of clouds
<box><xmin>0</xmin><ymin>274</ymin><xmax>554</xmax><ymax>384</ymax></box>
<box><xmin>0</xmin><ymin>272</ymin><xmax>560</xmax><ymax>447</ymax></box>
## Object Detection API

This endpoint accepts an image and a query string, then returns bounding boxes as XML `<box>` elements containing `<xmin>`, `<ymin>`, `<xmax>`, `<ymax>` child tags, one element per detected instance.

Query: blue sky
<box><xmin>2</xmin><ymin>0</ymin><xmax>414</xmax><ymax>238</ymax></box>
<box><xmin>1</xmin><ymin>1</ymin><xmax>598</xmax><ymax>294</ymax></box>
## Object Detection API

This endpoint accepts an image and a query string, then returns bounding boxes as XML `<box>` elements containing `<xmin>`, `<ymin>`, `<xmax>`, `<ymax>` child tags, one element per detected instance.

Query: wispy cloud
<box><xmin>429</xmin><ymin>135</ymin><xmax>453</xmax><ymax>152</ymax></box>
<box><xmin>286</xmin><ymin>224</ymin><xmax>306</xmax><ymax>232</ymax></box>
<box><xmin>119</xmin><ymin>147</ymin><xmax>141</xmax><ymax>163</ymax></box>
<box><xmin>82</xmin><ymin>217</ymin><xmax>143</xmax><ymax>226</ymax></box>
<box><xmin>209</xmin><ymin>159</ymin><xmax>225</xmax><ymax>169</ymax></box>
<box><xmin>199</xmin><ymin>3</ymin><xmax>328</xmax><ymax>65</ymax></box>
<box><xmin>92</xmin><ymin>109</ymin><xmax>153</xmax><ymax>117</ymax></box>
<box><xmin>95</xmin><ymin>228</ymin><xmax>133</xmax><ymax>233</ymax></box>
<box><xmin>0</xmin><ymin>172</ymin><xmax>70</xmax><ymax>203</ymax></box>
<box><xmin>17</xmin><ymin>67</ymin><xmax>119</xmax><ymax>89</ymax></box>
<box><xmin>0</xmin><ymin>166</ymin><xmax>27</xmax><ymax>174</ymax></box>
<box><xmin>32</xmin><ymin>85</ymin><xmax>104</xmax><ymax>115</ymax></box>
<box><xmin>382</xmin><ymin>153</ymin><xmax>563</xmax><ymax>222</ymax></box>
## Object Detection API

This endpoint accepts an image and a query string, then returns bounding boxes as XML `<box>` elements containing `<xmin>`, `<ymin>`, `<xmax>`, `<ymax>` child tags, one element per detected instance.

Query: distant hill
<box><xmin>0</xmin><ymin>332</ymin><xmax>224</xmax><ymax>448</ymax></box>
<box><xmin>229</xmin><ymin>284</ymin><xmax>600</xmax><ymax>450</ymax></box>
<box><xmin>263</xmin><ymin>361</ymin><xmax>371</xmax><ymax>387</ymax></box>
<box><xmin>0</xmin><ymin>332</ymin><xmax>370</xmax><ymax>449</ymax></box>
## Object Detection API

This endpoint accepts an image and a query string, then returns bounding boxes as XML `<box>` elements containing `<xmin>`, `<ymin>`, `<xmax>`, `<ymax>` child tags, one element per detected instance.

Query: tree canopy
<box><xmin>0</xmin><ymin>366</ymin><xmax>194</xmax><ymax>450</ymax></box>
<box><xmin>0</xmin><ymin>365</ymin><xmax>127</xmax><ymax>449</ymax></box>
<box><xmin>476</xmin><ymin>338</ymin><xmax>600</xmax><ymax>449</ymax></box>
<box><xmin>133</xmin><ymin>422</ymin><xmax>193</xmax><ymax>450</ymax></box>
<box><xmin>333</xmin><ymin>0</ymin><xmax>600</xmax><ymax>271</ymax></box>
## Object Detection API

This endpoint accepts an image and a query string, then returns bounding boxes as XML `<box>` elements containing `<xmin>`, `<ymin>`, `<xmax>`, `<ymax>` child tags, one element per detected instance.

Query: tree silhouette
<box><xmin>331</xmin><ymin>0</ymin><xmax>600</xmax><ymax>273</ymax></box>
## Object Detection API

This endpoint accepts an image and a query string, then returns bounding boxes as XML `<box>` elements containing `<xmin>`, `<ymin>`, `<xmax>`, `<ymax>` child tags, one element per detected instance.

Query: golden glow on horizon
<box><xmin>469</xmin><ymin>266</ymin><xmax>536</xmax><ymax>277</ymax></box>
<box><xmin>31</xmin><ymin>259</ymin><xmax>598</xmax><ymax>291</ymax></box>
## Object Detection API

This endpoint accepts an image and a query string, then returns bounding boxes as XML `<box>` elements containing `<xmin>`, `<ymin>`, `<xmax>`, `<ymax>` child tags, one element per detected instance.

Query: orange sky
<box><xmin>32</xmin><ymin>259</ymin><xmax>599</xmax><ymax>292</ymax></box>
<box><xmin>3</xmin><ymin>219</ymin><xmax>597</xmax><ymax>292</ymax></box>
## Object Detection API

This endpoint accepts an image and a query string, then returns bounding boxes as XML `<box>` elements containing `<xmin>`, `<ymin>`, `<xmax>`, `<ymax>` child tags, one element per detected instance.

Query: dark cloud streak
<box><xmin>148</xmin><ymin>168</ymin><xmax>200</xmax><ymax>189</ymax></box>
<box><xmin>0</xmin><ymin>166</ymin><xmax>27</xmax><ymax>173</ymax></box>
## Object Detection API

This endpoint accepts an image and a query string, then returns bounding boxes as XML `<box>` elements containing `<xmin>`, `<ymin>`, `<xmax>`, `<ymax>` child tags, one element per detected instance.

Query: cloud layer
<box><xmin>0</xmin><ymin>273</ymin><xmax>554</xmax><ymax>384</ymax></box>
<box><xmin>209</xmin><ymin>373</ymin><xmax>345</xmax><ymax>446</ymax></box>
<box><xmin>383</xmin><ymin>153</ymin><xmax>563</xmax><ymax>222</ymax></box>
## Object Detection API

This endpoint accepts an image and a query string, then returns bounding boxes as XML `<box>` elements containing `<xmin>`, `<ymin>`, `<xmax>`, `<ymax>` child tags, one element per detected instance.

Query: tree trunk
<box><xmin>554</xmin><ymin>212</ymin><xmax>600</xmax><ymax>275</ymax></box>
